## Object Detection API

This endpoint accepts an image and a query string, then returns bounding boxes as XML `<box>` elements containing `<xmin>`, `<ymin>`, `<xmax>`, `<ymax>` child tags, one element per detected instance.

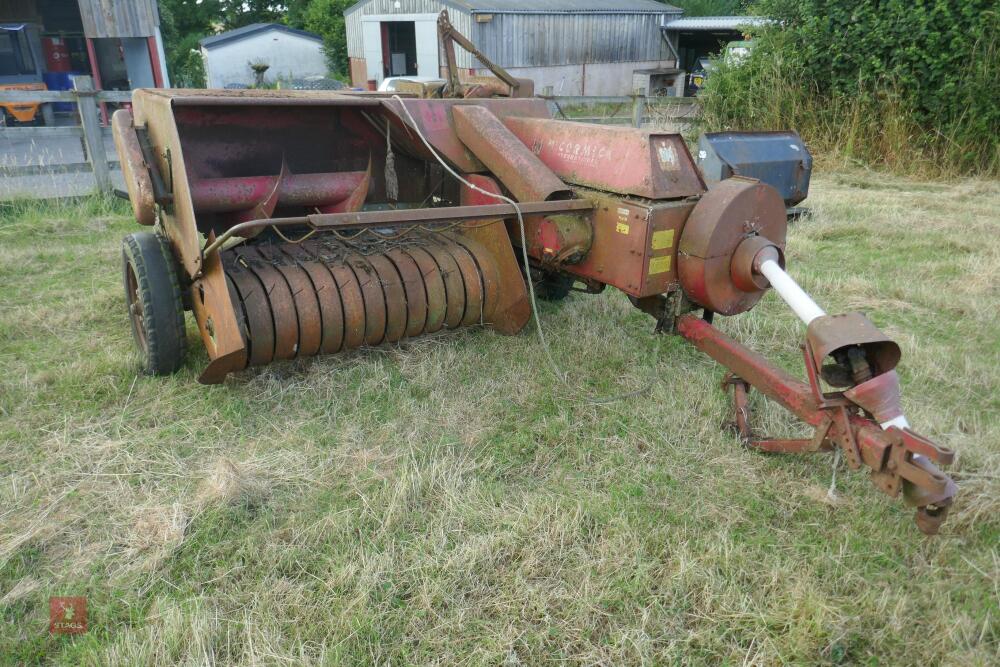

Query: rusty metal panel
<box><xmin>503</xmin><ymin>117</ymin><xmax>704</xmax><ymax>200</ymax></box>
<box><xmin>111</xmin><ymin>109</ymin><xmax>155</xmax><ymax>225</ymax></box>
<box><xmin>562</xmin><ymin>194</ymin><xmax>693</xmax><ymax>297</ymax></box>
<box><xmin>677</xmin><ymin>178</ymin><xmax>787</xmax><ymax>316</ymax></box>
<box><xmin>806</xmin><ymin>312</ymin><xmax>902</xmax><ymax>385</ymax></box>
<box><xmin>452</xmin><ymin>105</ymin><xmax>570</xmax><ymax>202</ymax></box>
<box><xmin>78</xmin><ymin>0</ymin><xmax>159</xmax><ymax>38</ymax></box>
<box><xmin>457</xmin><ymin>174</ymin><xmax>531</xmax><ymax>334</ymax></box>
<box><xmin>381</xmin><ymin>97</ymin><xmax>552</xmax><ymax>173</ymax></box>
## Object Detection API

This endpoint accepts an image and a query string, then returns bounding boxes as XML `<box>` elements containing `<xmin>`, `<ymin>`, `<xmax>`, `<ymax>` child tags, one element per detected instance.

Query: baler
<box><xmin>111</xmin><ymin>14</ymin><xmax>956</xmax><ymax>535</ymax></box>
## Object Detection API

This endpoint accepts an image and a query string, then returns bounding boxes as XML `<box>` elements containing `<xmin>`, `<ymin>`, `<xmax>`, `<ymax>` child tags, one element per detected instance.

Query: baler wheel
<box><xmin>122</xmin><ymin>232</ymin><xmax>187</xmax><ymax>375</ymax></box>
<box><xmin>533</xmin><ymin>270</ymin><xmax>574</xmax><ymax>301</ymax></box>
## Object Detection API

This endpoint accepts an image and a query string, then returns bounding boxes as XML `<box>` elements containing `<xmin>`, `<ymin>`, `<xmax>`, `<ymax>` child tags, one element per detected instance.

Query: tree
<box><xmin>159</xmin><ymin>0</ymin><xmax>220</xmax><ymax>87</ymax></box>
<box><xmin>160</xmin><ymin>1</ymin><xmax>299</xmax><ymax>86</ymax></box>
<box><xmin>218</xmin><ymin>1</ymin><xmax>289</xmax><ymax>29</ymax></box>
<box><xmin>291</xmin><ymin>0</ymin><xmax>355</xmax><ymax>78</ymax></box>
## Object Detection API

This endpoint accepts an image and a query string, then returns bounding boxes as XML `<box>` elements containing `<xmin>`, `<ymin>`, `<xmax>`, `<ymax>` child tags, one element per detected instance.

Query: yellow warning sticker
<box><xmin>651</xmin><ymin>229</ymin><xmax>675</xmax><ymax>250</ymax></box>
<box><xmin>616</xmin><ymin>222</ymin><xmax>630</xmax><ymax>234</ymax></box>
<box><xmin>648</xmin><ymin>255</ymin><xmax>672</xmax><ymax>275</ymax></box>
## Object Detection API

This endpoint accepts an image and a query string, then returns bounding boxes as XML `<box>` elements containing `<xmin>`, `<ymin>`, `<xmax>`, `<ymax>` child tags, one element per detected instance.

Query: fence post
<box><xmin>631</xmin><ymin>89</ymin><xmax>646</xmax><ymax>128</ymax></box>
<box><xmin>73</xmin><ymin>75</ymin><xmax>110</xmax><ymax>192</ymax></box>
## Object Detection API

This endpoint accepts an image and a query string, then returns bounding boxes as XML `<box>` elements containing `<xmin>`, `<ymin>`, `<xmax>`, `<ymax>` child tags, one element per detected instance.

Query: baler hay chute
<box><xmin>112</xmin><ymin>13</ymin><xmax>956</xmax><ymax>534</ymax></box>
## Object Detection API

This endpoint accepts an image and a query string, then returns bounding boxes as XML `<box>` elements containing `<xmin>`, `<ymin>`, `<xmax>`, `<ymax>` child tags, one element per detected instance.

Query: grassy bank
<box><xmin>1</xmin><ymin>172</ymin><xmax>998</xmax><ymax>664</ymax></box>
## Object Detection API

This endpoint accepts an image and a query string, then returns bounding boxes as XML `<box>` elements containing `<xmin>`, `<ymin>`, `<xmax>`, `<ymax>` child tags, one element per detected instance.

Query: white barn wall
<box><xmin>357</xmin><ymin>12</ymin><xmax>441</xmax><ymax>84</ymax></box>
<box><xmin>496</xmin><ymin>60</ymin><xmax>671</xmax><ymax>96</ymax></box>
<box><xmin>203</xmin><ymin>30</ymin><xmax>327</xmax><ymax>88</ymax></box>
<box><xmin>345</xmin><ymin>1</ymin><xmax>681</xmax><ymax>91</ymax></box>
<box><xmin>346</xmin><ymin>0</ymin><xmax>476</xmax><ymax>73</ymax></box>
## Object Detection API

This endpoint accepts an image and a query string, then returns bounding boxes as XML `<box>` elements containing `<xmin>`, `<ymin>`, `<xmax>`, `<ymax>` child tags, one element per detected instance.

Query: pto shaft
<box><xmin>749</xmin><ymin>248</ymin><xmax>910</xmax><ymax>430</ymax></box>
<box><xmin>756</xmin><ymin>259</ymin><xmax>826</xmax><ymax>325</ymax></box>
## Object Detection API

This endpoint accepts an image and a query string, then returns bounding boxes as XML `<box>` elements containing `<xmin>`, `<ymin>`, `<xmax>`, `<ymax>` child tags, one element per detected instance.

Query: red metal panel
<box><xmin>189</xmin><ymin>172</ymin><xmax>367</xmax><ymax>213</ymax></box>
<box><xmin>381</xmin><ymin>97</ymin><xmax>552</xmax><ymax>173</ymax></box>
<box><xmin>146</xmin><ymin>36</ymin><xmax>164</xmax><ymax>88</ymax></box>
<box><xmin>452</xmin><ymin>105</ymin><xmax>570</xmax><ymax>202</ymax></box>
<box><xmin>560</xmin><ymin>195</ymin><xmax>693</xmax><ymax>298</ymax></box>
<box><xmin>502</xmin><ymin>117</ymin><xmax>705</xmax><ymax>200</ymax></box>
<box><xmin>84</xmin><ymin>37</ymin><xmax>108</xmax><ymax>124</ymax></box>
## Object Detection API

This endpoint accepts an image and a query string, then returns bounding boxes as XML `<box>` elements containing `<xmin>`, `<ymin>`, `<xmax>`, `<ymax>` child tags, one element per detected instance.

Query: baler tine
<box><xmin>111</xmin><ymin>11</ymin><xmax>956</xmax><ymax>534</ymax></box>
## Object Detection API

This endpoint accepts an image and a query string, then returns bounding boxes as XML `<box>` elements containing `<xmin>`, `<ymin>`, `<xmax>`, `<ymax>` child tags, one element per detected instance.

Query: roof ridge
<box><xmin>200</xmin><ymin>23</ymin><xmax>323</xmax><ymax>49</ymax></box>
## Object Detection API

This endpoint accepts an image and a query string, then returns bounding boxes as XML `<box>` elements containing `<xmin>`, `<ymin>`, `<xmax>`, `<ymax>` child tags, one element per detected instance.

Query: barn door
<box><xmin>361</xmin><ymin>21</ymin><xmax>383</xmax><ymax>84</ymax></box>
<box><xmin>414</xmin><ymin>19</ymin><xmax>438</xmax><ymax>79</ymax></box>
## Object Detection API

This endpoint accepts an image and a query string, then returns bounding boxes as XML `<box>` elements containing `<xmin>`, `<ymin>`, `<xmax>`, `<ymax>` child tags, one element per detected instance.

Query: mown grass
<box><xmin>1</xmin><ymin>172</ymin><xmax>998</xmax><ymax>665</ymax></box>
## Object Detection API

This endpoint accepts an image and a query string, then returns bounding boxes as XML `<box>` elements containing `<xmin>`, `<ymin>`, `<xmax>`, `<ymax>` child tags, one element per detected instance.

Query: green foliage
<box><xmin>171</xmin><ymin>33</ymin><xmax>207</xmax><ymax>88</ymax></box>
<box><xmin>219</xmin><ymin>0</ymin><xmax>288</xmax><ymax>29</ymax></box>
<box><xmin>289</xmin><ymin>0</ymin><xmax>356</xmax><ymax>78</ymax></box>
<box><xmin>159</xmin><ymin>0</ymin><xmax>219</xmax><ymax>87</ymax></box>
<box><xmin>700</xmin><ymin>1</ymin><xmax>999</xmax><ymax>176</ymax></box>
<box><xmin>663</xmin><ymin>0</ymin><xmax>752</xmax><ymax>15</ymax></box>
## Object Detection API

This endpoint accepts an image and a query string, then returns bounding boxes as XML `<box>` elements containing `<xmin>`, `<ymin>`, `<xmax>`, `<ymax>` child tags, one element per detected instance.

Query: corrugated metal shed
<box><xmin>457</xmin><ymin>0</ymin><xmax>674</xmax><ymax>11</ymax></box>
<box><xmin>345</xmin><ymin>0</ymin><xmax>681</xmax><ymax>67</ymax></box>
<box><xmin>346</xmin><ymin>0</ymin><xmax>475</xmax><ymax>67</ymax></box>
<box><xmin>475</xmin><ymin>12</ymin><xmax>673</xmax><ymax>67</ymax></box>
<box><xmin>78</xmin><ymin>0</ymin><xmax>159</xmax><ymax>38</ymax></box>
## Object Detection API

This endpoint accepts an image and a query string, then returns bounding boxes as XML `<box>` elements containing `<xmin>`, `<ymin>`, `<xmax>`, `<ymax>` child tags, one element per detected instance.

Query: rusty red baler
<box><xmin>111</xmin><ymin>16</ymin><xmax>956</xmax><ymax>535</ymax></box>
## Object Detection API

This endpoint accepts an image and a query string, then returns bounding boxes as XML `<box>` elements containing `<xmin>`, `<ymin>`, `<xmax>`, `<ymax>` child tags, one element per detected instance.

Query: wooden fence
<box><xmin>0</xmin><ymin>76</ymin><xmax>128</xmax><ymax>192</ymax></box>
<box><xmin>541</xmin><ymin>94</ymin><xmax>700</xmax><ymax>129</ymax></box>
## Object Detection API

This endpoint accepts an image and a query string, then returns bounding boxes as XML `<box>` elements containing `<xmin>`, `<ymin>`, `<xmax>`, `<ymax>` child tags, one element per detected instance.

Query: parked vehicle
<box><xmin>724</xmin><ymin>40</ymin><xmax>753</xmax><ymax>65</ymax></box>
<box><xmin>0</xmin><ymin>23</ymin><xmax>47</xmax><ymax>125</ymax></box>
<box><xmin>378</xmin><ymin>76</ymin><xmax>445</xmax><ymax>93</ymax></box>
<box><xmin>686</xmin><ymin>57</ymin><xmax>713</xmax><ymax>96</ymax></box>
<box><xmin>685</xmin><ymin>40</ymin><xmax>754</xmax><ymax>96</ymax></box>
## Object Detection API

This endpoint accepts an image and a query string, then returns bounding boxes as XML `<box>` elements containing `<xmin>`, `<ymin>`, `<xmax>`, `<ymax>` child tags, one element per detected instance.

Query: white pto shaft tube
<box><xmin>757</xmin><ymin>259</ymin><xmax>826</xmax><ymax>325</ymax></box>
<box><xmin>756</xmin><ymin>258</ymin><xmax>910</xmax><ymax>430</ymax></box>
<box><xmin>881</xmin><ymin>414</ymin><xmax>911</xmax><ymax>429</ymax></box>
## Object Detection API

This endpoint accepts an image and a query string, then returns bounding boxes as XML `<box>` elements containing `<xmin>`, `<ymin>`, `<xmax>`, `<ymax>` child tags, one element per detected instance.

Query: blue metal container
<box><xmin>696</xmin><ymin>131</ymin><xmax>812</xmax><ymax>206</ymax></box>
<box><xmin>42</xmin><ymin>71</ymin><xmax>77</xmax><ymax>112</ymax></box>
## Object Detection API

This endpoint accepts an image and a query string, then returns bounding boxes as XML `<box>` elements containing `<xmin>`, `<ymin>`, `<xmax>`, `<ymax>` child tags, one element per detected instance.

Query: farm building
<box><xmin>200</xmin><ymin>24</ymin><xmax>327</xmax><ymax>89</ymax></box>
<box><xmin>345</xmin><ymin>0</ymin><xmax>683</xmax><ymax>96</ymax></box>
<box><xmin>1</xmin><ymin>0</ymin><xmax>168</xmax><ymax>124</ymax></box>
<box><xmin>662</xmin><ymin>15</ymin><xmax>771</xmax><ymax>78</ymax></box>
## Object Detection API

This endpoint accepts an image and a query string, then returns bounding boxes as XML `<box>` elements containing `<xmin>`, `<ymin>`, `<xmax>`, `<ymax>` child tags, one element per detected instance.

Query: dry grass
<box><xmin>0</xmin><ymin>172</ymin><xmax>998</xmax><ymax>665</ymax></box>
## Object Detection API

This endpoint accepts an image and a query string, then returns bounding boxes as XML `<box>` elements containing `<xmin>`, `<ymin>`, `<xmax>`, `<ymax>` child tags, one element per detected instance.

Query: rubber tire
<box><xmin>534</xmin><ymin>270</ymin><xmax>575</xmax><ymax>301</ymax></box>
<box><xmin>122</xmin><ymin>232</ymin><xmax>187</xmax><ymax>375</ymax></box>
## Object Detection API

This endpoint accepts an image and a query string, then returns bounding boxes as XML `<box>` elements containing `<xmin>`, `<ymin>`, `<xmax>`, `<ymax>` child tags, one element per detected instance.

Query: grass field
<box><xmin>1</xmin><ymin>170</ymin><xmax>998</xmax><ymax>665</ymax></box>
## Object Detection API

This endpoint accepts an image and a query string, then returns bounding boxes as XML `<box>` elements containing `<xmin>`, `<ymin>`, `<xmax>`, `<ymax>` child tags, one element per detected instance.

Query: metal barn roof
<box><xmin>459</xmin><ymin>0</ymin><xmax>678</xmax><ymax>11</ymax></box>
<box><xmin>345</xmin><ymin>0</ymin><xmax>679</xmax><ymax>13</ymax></box>
<box><xmin>200</xmin><ymin>23</ymin><xmax>323</xmax><ymax>49</ymax></box>
<box><xmin>663</xmin><ymin>16</ymin><xmax>772</xmax><ymax>31</ymax></box>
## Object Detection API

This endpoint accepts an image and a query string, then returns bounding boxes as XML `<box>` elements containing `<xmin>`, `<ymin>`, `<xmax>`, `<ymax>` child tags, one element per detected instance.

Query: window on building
<box><xmin>0</xmin><ymin>27</ymin><xmax>37</xmax><ymax>76</ymax></box>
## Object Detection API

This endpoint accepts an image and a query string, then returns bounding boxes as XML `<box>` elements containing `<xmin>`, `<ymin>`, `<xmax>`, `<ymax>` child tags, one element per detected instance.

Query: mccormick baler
<box><xmin>111</xmin><ymin>13</ymin><xmax>956</xmax><ymax>534</ymax></box>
